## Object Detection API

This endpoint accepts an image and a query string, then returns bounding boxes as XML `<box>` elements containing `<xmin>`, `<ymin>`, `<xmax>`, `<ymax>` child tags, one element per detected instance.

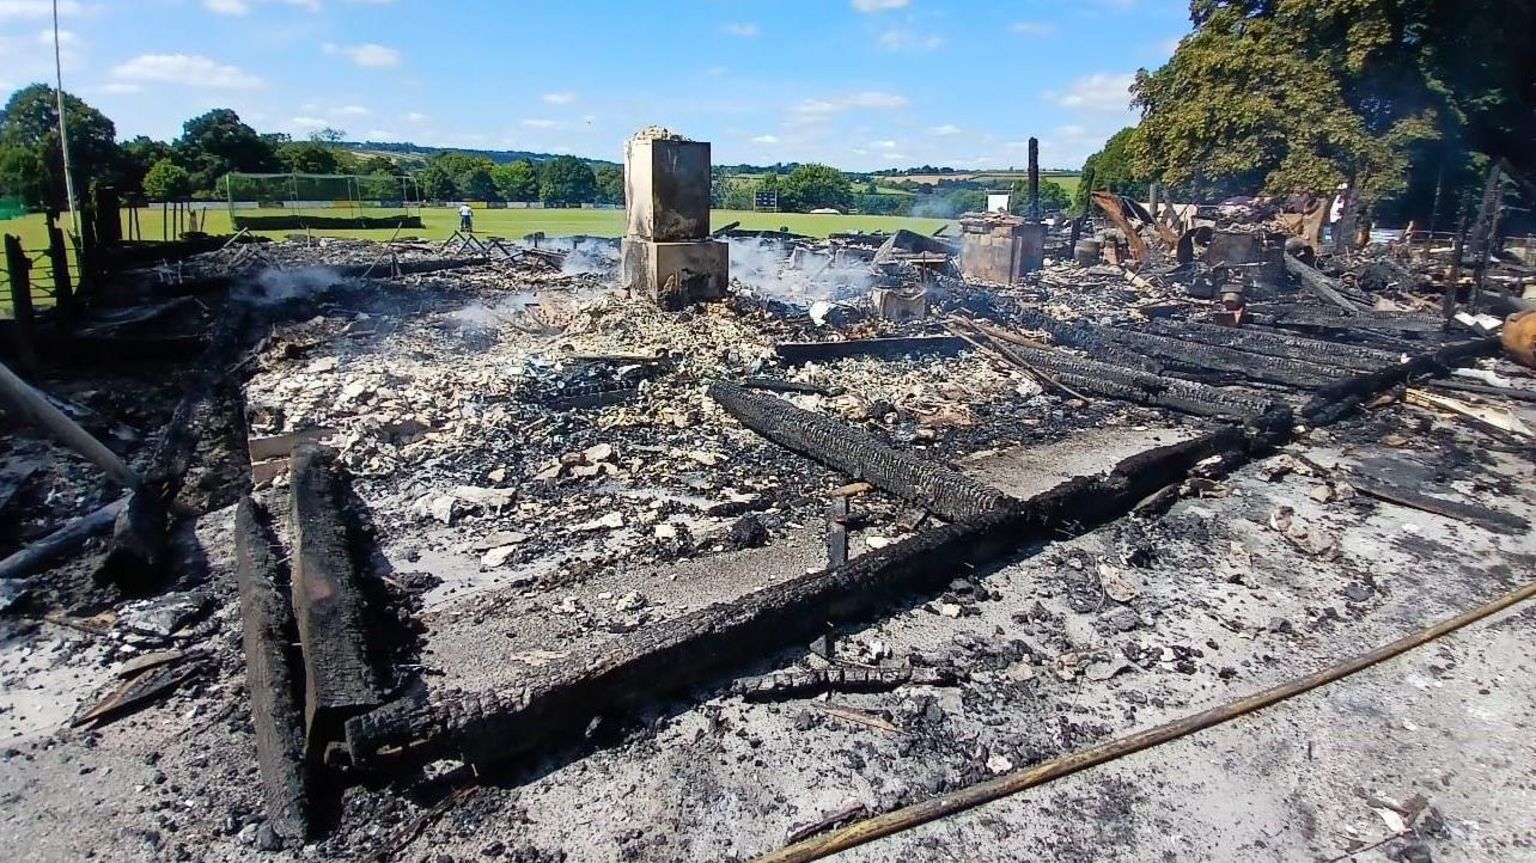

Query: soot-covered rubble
<box><xmin>2</xmin><ymin>210</ymin><xmax>1535</xmax><ymax>863</ymax></box>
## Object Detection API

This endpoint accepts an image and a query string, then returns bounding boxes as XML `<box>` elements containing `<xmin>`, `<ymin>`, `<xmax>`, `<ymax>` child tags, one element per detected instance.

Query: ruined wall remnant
<box><xmin>620</xmin><ymin>126</ymin><xmax>729</xmax><ymax>310</ymax></box>
<box><xmin>958</xmin><ymin>214</ymin><xmax>1045</xmax><ymax>284</ymax></box>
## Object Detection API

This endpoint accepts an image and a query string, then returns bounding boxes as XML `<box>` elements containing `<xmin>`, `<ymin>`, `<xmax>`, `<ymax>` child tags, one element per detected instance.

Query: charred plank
<box><xmin>234</xmin><ymin>497</ymin><xmax>311</xmax><ymax>840</ymax></box>
<box><xmin>289</xmin><ymin>444</ymin><xmax>382</xmax><ymax>758</ymax></box>
<box><xmin>708</xmin><ymin>381</ymin><xmax>1009</xmax><ymax>522</ymax></box>
<box><xmin>775</xmin><ymin>336</ymin><xmax>966</xmax><ymax>366</ymax></box>
<box><xmin>1302</xmin><ymin>337</ymin><xmax>1500</xmax><ymax>426</ymax></box>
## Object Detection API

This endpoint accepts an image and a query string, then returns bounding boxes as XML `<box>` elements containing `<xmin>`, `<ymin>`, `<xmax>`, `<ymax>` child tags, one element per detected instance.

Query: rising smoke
<box><xmin>243</xmin><ymin>267</ymin><xmax>344</xmax><ymax>305</ymax></box>
<box><xmin>726</xmin><ymin>237</ymin><xmax>876</xmax><ymax>308</ymax></box>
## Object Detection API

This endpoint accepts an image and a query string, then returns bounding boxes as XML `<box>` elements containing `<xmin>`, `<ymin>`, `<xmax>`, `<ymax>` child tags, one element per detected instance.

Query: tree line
<box><xmin>0</xmin><ymin>84</ymin><xmax>622</xmax><ymax>208</ymax></box>
<box><xmin>709</xmin><ymin>164</ymin><xmax>1072</xmax><ymax>217</ymax></box>
<box><xmin>1077</xmin><ymin>0</ymin><xmax>1535</xmax><ymax>231</ymax></box>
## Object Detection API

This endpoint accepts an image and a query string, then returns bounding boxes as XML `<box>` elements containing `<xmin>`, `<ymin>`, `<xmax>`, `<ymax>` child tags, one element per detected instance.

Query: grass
<box><xmin>1</xmin><ymin>206</ymin><xmax>955</xmax><ymax>249</ymax></box>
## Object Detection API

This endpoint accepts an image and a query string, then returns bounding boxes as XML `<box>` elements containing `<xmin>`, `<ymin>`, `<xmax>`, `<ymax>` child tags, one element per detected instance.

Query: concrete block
<box><xmin>624</xmin><ymin>137</ymin><xmax>712</xmax><ymax>242</ymax></box>
<box><xmin>621</xmin><ymin>238</ymin><xmax>729</xmax><ymax>310</ymax></box>
<box><xmin>958</xmin><ymin>220</ymin><xmax>1045</xmax><ymax>284</ymax></box>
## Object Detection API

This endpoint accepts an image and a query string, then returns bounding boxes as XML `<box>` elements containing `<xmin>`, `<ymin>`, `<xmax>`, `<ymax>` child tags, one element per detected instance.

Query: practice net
<box><xmin>224</xmin><ymin>173</ymin><xmax>424</xmax><ymax>230</ymax></box>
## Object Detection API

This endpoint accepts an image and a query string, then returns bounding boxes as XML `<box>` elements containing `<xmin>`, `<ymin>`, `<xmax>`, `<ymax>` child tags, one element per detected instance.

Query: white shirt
<box><xmin>459</xmin><ymin>205</ymin><xmax>473</xmax><ymax>217</ymax></box>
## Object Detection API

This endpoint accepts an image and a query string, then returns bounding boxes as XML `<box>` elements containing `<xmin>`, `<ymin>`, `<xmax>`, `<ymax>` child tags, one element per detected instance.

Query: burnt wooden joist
<box><xmin>708</xmin><ymin>381</ymin><xmax>1010</xmax><ymax>522</ymax></box>
<box><xmin>234</xmin><ymin>497</ymin><xmax>311</xmax><ymax>840</ymax></box>
<box><xmin>1055</xmin><ymin>322</ymin><xmax>1347</xmax><ymax>389</ymax></box>
<box><xmin>990</xmin><ymin>339</ymin><xmax>1286</xmax><ymax>421</ymax></box>
<box><xmin>1283</xmin><ymin>252</ymin><xmax>1363</xmax><ymax>313</ymax></box>
<box><xmin>1249</xmin><ymin>305</ymin><xmax>1450</xmax><ymax>335</ymax></box>
<box><xmin>344</xmin><ymin>428</ymin><xmax>1252</xmax><ymax>772</ymax></box>
<box><xmin>1147</xmin><ymin>320</ymin><xmax>1400</xmax><ymax>373</ymax></box>
<box><xmin>288</xmin><ymin>444</ymin><xmax>382</xmax><ymax>758</ymax></box>
<box><xmin>1301</xmin><ymin>336</ymin><xmax>1500</xmax><ymax>426</ymax></box>
<box><xmin>776</xmin><ymin>336</ymin><xmax>967</xmax><ymax>366</ymax></box>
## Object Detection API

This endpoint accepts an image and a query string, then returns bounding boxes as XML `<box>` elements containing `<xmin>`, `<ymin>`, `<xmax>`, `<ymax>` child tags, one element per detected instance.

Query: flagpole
<box><xmin>52</xmin><ymin>0</ymin><xmax>81</xmax><ymax>237</ymax></box>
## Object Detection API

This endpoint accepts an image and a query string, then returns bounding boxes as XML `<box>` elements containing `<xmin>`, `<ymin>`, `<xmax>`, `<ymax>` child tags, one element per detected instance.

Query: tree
<box><xmin>0</xmin><ymin>85</ymin><xmax>121</xmax><ymax>209</ymax></box>
<box><xmin>174</xmin><ymin>108</ymin><xmax>280</xmax><ymax>194</ymax></box>
<box><xmin>779</xmin><ymin>163</ymin><xmax>853</xmax><ymax>212</ymax></box>
<box><xmin>0</xmin><ymin>146</ymin><xmax>46</xmax><ymax>208</ymax></box>
<box><xmin>142</xmin><ymin>159</ymin><xmax>192</xmax><ymax>200</ymax></box>
<box><xmin>118</xmin><ymin>136</ymin><xmax>171</xmax><ymax>198</ymax></box>
<box><xmin>723</xmin><ymin>181</ymin><xmax>755</xmax><ymax>211</ymax></box>
<box><xmin>277</xmin><ymin>140</ymin><xmax>341</xmax><ymax>175</ymax></box>
<box><xmin>358</xmin><ymin>155</ymin><xmax>399</xmax><ymax>176</ymax></box>
<box><xmin>538</xmin><ymin>155</ymin><xmax>596</xmax><ymax>205</ymax></box>
<box><xmin>1011</xmin><ymin>180</ymin><xmax>1072</xmax><ymax>216</ymax></box>
<box><xmin>491</xmin><ymin>160</ymin><xmax>539</xmax><ymax>201</ymax></box>
<box><xmin>1073</xmin><ymin>128</ymin><xmax>1149</xmax><ymax>212</ymax></box>
<box><xmin>458</xmin><ymin>167</ymin><xmax>498</xmax><ymax>201</ymax></box>
<box><xmin>416</xmin><ymin>164</ymin><xmax>458</xmax><ymax>200</ymax></box>
<box><xmin>709</xmin><ymin>165</ymin><xmax>731</xmax><ymax>208</ymax></box>
<box><xmin>594</xmin><ymin>164</ymin><xmax>624</xmax><ymax>205</ymax></box>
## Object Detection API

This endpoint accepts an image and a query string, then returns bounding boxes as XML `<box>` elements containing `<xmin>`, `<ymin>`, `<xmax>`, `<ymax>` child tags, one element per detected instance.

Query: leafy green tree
<box><xmin>709</xmin><ymin>166</ymin><xmax>731</xmax><ymax>208</ymax></box>
<box><xmin>538</xmin><ymin>155</ymin><xmax>597</xmax><ymax>205</ymax></box>
<box><xmin>491</xmin><ymin>160</ymin><xmax>539</xmax><ymax>201</ymax></box>
<box><xmin>459</xmin><ymin>167</ymin><xmax>499</xmax><ymax>201</ymax></box>
<box><xmin>594</xmin><ymin>164</ymin><xmax>624</xmax><ymax>205</ymax></box>
<box><xmin>174</xmin><ymin>108</ymin><xmax>280</xmax><ymax>194</ymax></box>
<box><xmin>118</xmin><ymin>136</ymin><xmax>171</xmax><ymax>198</ymax></box>
<box><xmin>277</xmin><ymin>140</ymin><xmax>341</xmax><ymax>175</ymax></box>
<box><xmin>0</xmin><ymin>85</ymin><xmax>121</xmax><ymax>209</ymax></box>
<box><xmin>1073</xmin><ymin>128</ymin><xmax>1149</xmax><ymax>212</ymax></box>
<box><xmin>0</xmin><ymin>146</ymin><xmax>46</xmax><ymax>207</ymax></box>
<box><xmin>1012</xmin><ymin>180</ymin><xmax>1072</xmax><ymax>215</ymax></box>
<box><xmin>416</xmin><ymin>164</ymin><xmax>458</xmax><ymax>200</ymax></box>
<box><xmin>358</xmin><ymin>155</ymin><xmax>399</xmax><ymax>176</ymax></box>
<box><xmin>142</xmin><ymin>159</ymin><xmax>193</xmax><ymax>200</ymax></box>
<box><xmin>723</xmin><ymin>181</ymin><xmax>755</xmax><ymax>211</ymax></box>
<box><xmin>779</xmin><ymin>163</ymin><xmax>853</xmax><ymax>212</ymax></box>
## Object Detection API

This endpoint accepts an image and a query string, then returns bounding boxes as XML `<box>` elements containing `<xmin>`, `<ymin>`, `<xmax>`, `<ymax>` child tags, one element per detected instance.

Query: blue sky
<box><xmin>1</xmin><ymin>0</ymin><xmax>1191</xmax><ymax>170</ymax></box>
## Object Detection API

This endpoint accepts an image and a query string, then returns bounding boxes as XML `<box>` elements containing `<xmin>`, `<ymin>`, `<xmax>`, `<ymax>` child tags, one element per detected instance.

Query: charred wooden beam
<box><xmin>987</xmin><ymin>339</ymin><xmax>1286</xmax><ymax>421</ymax></box>
<box><xmin>0</xmin><ymin>497</ymin><xmax>126</xmax><ymax>582</ymax></box>
<box><xmin>344</xmin><ymin>429</ymin><xmax>1250</xmax><ymax>772</ymax></box>
<box><xmin>1283</xmin><ymin>253</ymin><xmax>1363</xmax><ymax>313</ymax></box>
<box><xmin>708</xmin><ymin>381</ymin><xmax>1009</xmax><ymax>522</ymax></box>
<box><xmin>288</xmin><ymin>444</ymin><xmax>382</xmax><ymax>758</ymax></box>
<box><xmin>1147</xmin><ymin>320</ymin><xmax>1399</xmax><ymax>373</ymax></box>
<box><xmin>740</xmin><ymin>377</ymin><xmax>844</xmax><ymax>397</ymax></box>
<box><xmin>776</xmin><ymin>336</ymin><xmax>966</xmax><ymax>366</ymax></box>
<box><xmin>1350</xmin><ymin>478</ymin><xmax>1528</xmax><ymax>534</ymax></box>
<box><xmin>731</xmin><ymin>665</ymin><xmax>956</xmax><ymax>701</ymax></box>
<box><xmin>1301</xmin><ymin>336</ymin><xmax>1500</xmax><ymax>426</ymax></box>
<box><xmin>1249</xmin><ymin>305</ymin><xmax>1449</xmax><ymax>335</ymax></box>
<box><xmin>1054</xmin><ymin>322</ymin><xmax>1346</xmax><ymax>389</ymax></box>
<box><xmin>234</xmin><ymin>497</ymin><xmax>311</xmax><ymax>841</ymax></box>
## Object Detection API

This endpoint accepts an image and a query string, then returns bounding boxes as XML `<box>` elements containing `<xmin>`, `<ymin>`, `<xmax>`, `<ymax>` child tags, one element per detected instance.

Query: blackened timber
<box><xmin>708</xmin><ymin>381</ymin><xmax>1008</xmax><ymax>522</ymax></box>
<box><xmin>234</xmin><ymin>497</ymin><xmax>311</xmax><ymax>840</ymax></box>
<box><xmin>731</xmin><ymin>665</ymin><xmax>955</xmax><ymax>701</ymax></box>
<box><xmin>1283</xmin><ymin>253</ymin><xmax>1362</xmax><ymax>313</ymax></box>
<box><xmin>343</xmin><ymin>430</ymin><xmax>1250</xmax><ymax>771</ymax></box>
<box><xmin>0</xmin><ymin>497</ymin><xmax>126</xmax><ymax>582</ymax></box>
<box><xmin>776</xmin><ymin>336</ymin><xmax>966</xmax><ymax>366</ymax></box>
<box><xmin>1350</xmin><ymin>478</ymin><xmax>1528</xmax><ymax>534</ymax></box>
<box><xmin>1249</xmin><ymin>305</ymin><xmax>1449</xmax><ymax>334</ymax></box>
<box><xmin>289</xmin><ymin>444</ymin><xmax>382</xmax><ymax>757</ymax></box>
<box><xmin>988</xmin><ymin>340</ymin><xmax>1284</xmax><ymax>420</ymax></box>
<box><xmin>1302</xmin><ymin>336</ymin><xmax>1500</xmax><ymax>426</ymax></box>
<box><xmin>1147</xmin><ymin>320</ymin><xmax>1399</xmax><ymax>373</ymax></box>
<box><xmin>1056</xmin><ymin>322</ymin><xmax>1346</xmax><ymax>388</ymax></box>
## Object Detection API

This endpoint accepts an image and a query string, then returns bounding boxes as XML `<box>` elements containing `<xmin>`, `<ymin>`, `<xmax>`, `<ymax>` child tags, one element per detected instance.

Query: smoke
<box><xmin>446</xmin><ymin>293</ymin><xmax>541</xmax><ymax>330</ymax></box>
<box><xmin>726</xmin><ymin>237</ymin><xmax>876</xmax><ymax>308</ymax></box>
<box><xmin>544</xmin><ymin>237</ymin><xmax>620</xmax><ymax>276</ymax></box>
<box><xmin>243</xmin><ymin>267</ymin><xmax>343</xmax><ymax>305</ymax></box>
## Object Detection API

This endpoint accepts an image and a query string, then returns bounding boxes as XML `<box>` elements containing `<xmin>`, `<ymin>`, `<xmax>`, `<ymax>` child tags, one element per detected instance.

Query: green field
<box><xmin>1</xmin><ymin>206</ymin><xmax>954</xmax><ymax>251</ymax></box>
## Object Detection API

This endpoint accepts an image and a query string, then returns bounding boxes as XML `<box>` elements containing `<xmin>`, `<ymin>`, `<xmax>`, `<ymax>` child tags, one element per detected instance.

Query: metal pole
<box><xmin>51</xmin><ymin>0</ymin><xmax>81</xmax><ymax>238</ymax></box>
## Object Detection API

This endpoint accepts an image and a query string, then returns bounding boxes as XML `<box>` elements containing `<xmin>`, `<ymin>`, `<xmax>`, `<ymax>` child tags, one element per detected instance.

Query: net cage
<box><xmin>224</xmin><ymin>172</ymin><xmax>425</xmax><ymax>230</ymax></box>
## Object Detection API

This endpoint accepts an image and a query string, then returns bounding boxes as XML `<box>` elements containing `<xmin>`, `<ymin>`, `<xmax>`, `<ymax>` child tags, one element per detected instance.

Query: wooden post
<box><xmin>4</xmin><ymin>234</ymin><xmax>36</xmax><ymax>367</ymax></box>
<box><xmin>47</xmin><ymin>223</ymin><xmax>74</xmax><ymax>318</ymax></box>
<box><xmin>1068</xmin><ymin>166</ymin><xmax>1095</xmax><ymax>253</ymax></box>
<box><xmin>0</xmin><ymin>359</ymin><xmax>143</xmax><ymax>489</ymax></box>
<box><xmin>1027</xmin><ymin>137</ymin><xmax>1040</xmax><ymax>222</ymax></box>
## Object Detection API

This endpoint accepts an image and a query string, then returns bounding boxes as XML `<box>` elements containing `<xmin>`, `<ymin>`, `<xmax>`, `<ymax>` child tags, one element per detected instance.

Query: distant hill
<box><xmin>340</xmin><ymin>141</ymin><xmax>621</xmax><ymax>169</ymax></box>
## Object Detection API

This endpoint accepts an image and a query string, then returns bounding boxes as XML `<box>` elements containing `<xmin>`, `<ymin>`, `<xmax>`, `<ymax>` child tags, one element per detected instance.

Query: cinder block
<box><xmin>621</xmin><ymin>238</ymin><xmax>728</xmax><ymax>310</ymax></box>
<box><xmin>958</xmin><ymin>219</ymin><xmax>1045</xmax><ymax>284</ymax></box>
<box><xmin>625</xmin><ymin>138</ymin><xmax>712</xmax><ymax>242</ymax></box>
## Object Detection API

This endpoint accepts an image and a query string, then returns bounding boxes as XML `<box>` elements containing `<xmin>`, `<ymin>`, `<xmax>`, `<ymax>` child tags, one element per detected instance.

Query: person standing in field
<box><xmin>459</xmin><ymin>203</ymin><xmax>474</xmax><ymax>233</ymax></box>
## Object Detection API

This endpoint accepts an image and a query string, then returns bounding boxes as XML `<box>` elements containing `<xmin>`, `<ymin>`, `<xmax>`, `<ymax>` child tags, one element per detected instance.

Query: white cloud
<box><xmin>1046</xmin><ymin>72</ymin><xmax>1136</xmax><ymax>111</ymax></box>
<box><xmin>334</xmin><ymin>105</ymin><xmax>369</xmax><ymax>116</ymax></box>
<box><xmin>721</xmin><ymin>22</ymin><xmax>758</xmax><ymax>37</ymax></box>
<box><xmin>1009</xmin><ymin>21</ymin><xmax>1055</xmax><ymax>36</ymax></box>
<box><xmin>871</xmin><ymin>139</ymin><xmax>898</xmax><ymax>149</ymax></box>
<box><xmin>112</xmin><ymin>54</ymin><xmax>264</xmax><ymax>89</ymax></box>
<box><xmin>751</xmin><ymin>134</ymin><xmax>779</xmax><ymax>144</ymax></box>
<box><xmin>405</xmin><ymin>112</ymin><xmax>427</xmax><ymax>123</ymax></box>
<box><xmin>793</xmin><ymin>90</ymin><xmax>909</xmax><ymax>118</ymax></box>
<box><xmin>203</xmin><ymin>0</ymin><xmax>249</xmax><ymax>14</ymax></box>
<box><xmin>0</xmin><ymin>0</ymin><xmax>82</xmax><ymax>21</ymax></box>
<box><xmin>521</xmin><ymin>119</ymin><xmax>562</xmax><ymax>129</ymax></box>
<box><xmin>851</xmin><ymin>0</ymin><xmax>907</xmax><ymax>12</ymax></box>
<box><xmin>323</xmin><ymin>42</ymin><xmax>401</xmax><ymax>68</ymax></box>
<box><xmin>36</xmin><ymin>28</ymin><xmax>77</xmax><ymax>46</ymax></box>
<box><xmin>542</xmin><ymin>91</ymin><xmax>577</xmax><ymax>105</ymax></box>
<box><xmin>363</xmin><ymin>129</ymin><xmax>398</xmax><ymax>139</ymax></box>
<box><xmin>98</xmin><ymin>82</ymin><xmax>142</xmax><ymax>94</ymax></box>
<box><xmin>291</xmin><ymin>116</ymin><xmax>326</xmax><ymax>129</ymax></box>
<box><xmin>878</xmin><ymin>29</ymin><xmax>944</xmax><ymax>52</ymax></box>
<box><xmin>930</xmin><ymin>124</ymin><xmax>960</xmax><ymax>136</ymax></box>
